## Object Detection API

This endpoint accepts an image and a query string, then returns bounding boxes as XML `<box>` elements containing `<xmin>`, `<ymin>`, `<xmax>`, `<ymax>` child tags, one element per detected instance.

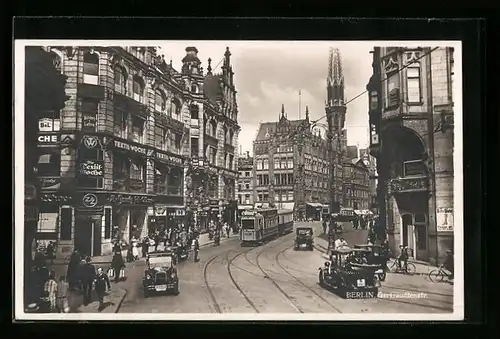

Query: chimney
<box><xmin>246</xmin><ymin>151</ymin><xmax>250</xmax><ymax>159</ymax></box>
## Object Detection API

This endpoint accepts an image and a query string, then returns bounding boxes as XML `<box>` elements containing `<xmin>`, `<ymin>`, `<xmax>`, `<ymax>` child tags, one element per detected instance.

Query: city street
<box><xmin>118</xmin><ymin>222</ymin><xmax>453</xmax><ymax>314</ymax></box>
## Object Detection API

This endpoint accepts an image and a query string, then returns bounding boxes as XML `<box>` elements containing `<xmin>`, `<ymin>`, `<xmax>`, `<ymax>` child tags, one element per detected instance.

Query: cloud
<box><xmin>158</xmin><ymin>41</ymin><xmax>374</xmax><ymax>152</ymax></box>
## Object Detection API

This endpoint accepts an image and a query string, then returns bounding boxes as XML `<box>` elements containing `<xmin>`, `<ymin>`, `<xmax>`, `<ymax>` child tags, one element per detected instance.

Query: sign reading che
<box><xmin>38</xmin><ymin>134</ymin><xmax>60</xmax><ymax>144</ymax></box>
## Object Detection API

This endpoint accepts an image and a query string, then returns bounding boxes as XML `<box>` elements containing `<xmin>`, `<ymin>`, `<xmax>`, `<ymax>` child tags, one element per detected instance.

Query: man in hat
<box><xmin>80</xmin><ymin>256</ymin><xmax>96</xmax><ymax>306</ymax></box>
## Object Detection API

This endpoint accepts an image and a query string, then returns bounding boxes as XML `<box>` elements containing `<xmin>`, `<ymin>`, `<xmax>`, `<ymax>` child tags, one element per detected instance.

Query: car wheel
<box><xmin>378</xmin><ymin>271</ymin><xmax>387</xmax><ymax>282</ymax></box>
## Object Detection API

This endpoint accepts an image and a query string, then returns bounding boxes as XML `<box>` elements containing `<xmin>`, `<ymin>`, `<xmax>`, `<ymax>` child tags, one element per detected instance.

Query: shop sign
<box><xmin>82</xmin><ymin>193</ymin><xmax>99</xmax><ymax>208</ymax></box>
<box><xmin>79</xmin><ymin>160</ymin><xmax>104</xmax><ymax>177</ymax></box>
<box><xmin>176</xmin><ymin>209</ymin><xmax>185</xmax><ymax>216</ymax></box>
<box><xmin>38</xmin><ymin>134</ymin><xmax>60</xmax><ymax>144</ymax></box>
<box><xmin>436</xmin><ymin>207</ymin><xmax>453</xmax><ymax>232</ymax></box>
<box><xmin>114</xmin><ymin>140</ymin><xmax>147</xmax><ymax>155</ymax></box>
<box><xmin>155</xmin><ymin>151</ymin><xmax>183</xmax><ymax>165</ymax></box>
<box><xmin>39</xmin><ymin>177</ymin><xmax>61</xmax><ymax>190</ymax></box>
<box><xmin>108</xmin><ymin>193</ymin><xmax>154</xmax><ymax>205</ymax></box>
<box><xmin>38</xmin><ymin>118</ymin><xmax>60</xmax><ymax>132</ymax></box>
<box><xmin>82</xmin><ymin>135</ymin><xmax>102</xmax><ymax>149</ymax></box>
<box><xmin>155</xmin><ymin>205</ymin><xmax>167</xmax><ymax>216</ymax></box>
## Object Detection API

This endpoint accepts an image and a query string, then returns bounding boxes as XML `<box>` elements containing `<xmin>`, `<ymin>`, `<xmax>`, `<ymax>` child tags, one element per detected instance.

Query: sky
<box><xmin>157</xmin><ymin>41</ymin><xmax>374</xmax><ymax>155</ymax></box>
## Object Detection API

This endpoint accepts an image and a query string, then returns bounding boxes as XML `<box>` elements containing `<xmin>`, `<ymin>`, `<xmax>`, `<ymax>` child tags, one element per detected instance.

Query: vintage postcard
<box><xmin>14</xmin><ymin>40</ymin><xmax>463</xmax><ymax>321</ymax></box>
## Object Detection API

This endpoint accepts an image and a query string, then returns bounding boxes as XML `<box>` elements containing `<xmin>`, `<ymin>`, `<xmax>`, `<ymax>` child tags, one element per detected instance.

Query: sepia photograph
<box><xmin>14</xmin><ymin>40</ymin><xmax>463</xmax><ymax>321</ymax></box>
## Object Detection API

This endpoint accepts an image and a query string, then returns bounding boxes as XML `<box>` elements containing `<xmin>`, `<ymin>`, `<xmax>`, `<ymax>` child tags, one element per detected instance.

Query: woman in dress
<box><xmin>131</xmin><ymin>236</ymin><xmax>139</xmax><ymax>260</ymax></box>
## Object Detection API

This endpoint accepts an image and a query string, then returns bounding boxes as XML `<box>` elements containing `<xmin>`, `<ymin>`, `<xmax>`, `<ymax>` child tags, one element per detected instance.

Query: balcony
<box><xmin>114</xmin><ymin>92</ymin><xmax>148</xmax><ymax>118</ymax></box>
<box><xmin>154</xmin><ymin>110</ymin><xmax>185</xmax><ymax>134</ymax></box>
<box><xmin>389</xmin><ymin>176</ymin><xmax>429</xmax><ymax>194</ymax></box>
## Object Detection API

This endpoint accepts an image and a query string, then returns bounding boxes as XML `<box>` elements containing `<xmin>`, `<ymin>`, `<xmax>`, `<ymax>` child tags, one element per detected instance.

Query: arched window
<box><xmin>114</xmin><ymin>66</ymin><xmax>127</xmax><ymax>94</ymax></box>
<box><xmin>191</xmin><ymin>83</ymin><xmax>199</xmax><ymax>93</ymax></box>
<box><xmin>83</xmin><ymin>52</ymin><xmax>99</xmax><ymax>85</ymax></box>
<box><xmin>155</xmin><ymin>89</ymin><xmax>166</xmax><ymax>112</ymax></box>
<box><xmin>130</xmin><ymin>161</ymin><xmax>144</xmax><ymax>181</ymax></box>
<box><xmin>171</xmin><ymin>98</ymin><xmax>181</xmax><ymax>118</ymax></box>
<box><xmin>210</xmin><ymin>120</ymin><xmax>217</xmax><ymax>137</ymax></box>
<box><xmin>132</xmin><ymin>75</ymin><xmax>145</xmax><ymax>103</ymax></box>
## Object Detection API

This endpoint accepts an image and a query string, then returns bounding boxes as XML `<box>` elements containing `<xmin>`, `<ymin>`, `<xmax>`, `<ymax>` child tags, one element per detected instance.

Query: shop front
<box><xmin>73</xmin><ymin>192</ymin><xmax>107</xmax><ymax>257</ymax></box>
<box><xmin>108</xmin><ymin>193</ymin><xmax>153</xmax><ymax>244</ymax></box>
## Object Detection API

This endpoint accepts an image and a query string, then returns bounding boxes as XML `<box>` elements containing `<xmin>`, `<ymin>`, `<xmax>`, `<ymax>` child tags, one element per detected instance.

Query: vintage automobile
<box><xmin>318</xmin><ymin>248</ymin><xmax>379</xmax><ymax>299</ymax></box>
<box><xmin>143</xmin><ymin>251</ymin><xmax>180</xmax><ymax>297</ymax></box>
<box><xmin>294</xmin><ymin>226</ymin><xmax>314</xmax><ymax>251</ymax></box>
<box><xmin>353</xmin><ymin>244</ymin><xmax>389</xmax><ymax>281</ymax></box>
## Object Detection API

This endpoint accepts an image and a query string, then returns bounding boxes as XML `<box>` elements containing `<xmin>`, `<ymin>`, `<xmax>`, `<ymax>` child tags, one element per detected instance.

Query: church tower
<box><xmin>326</xmin><ymin>48</ymin><xmax>347</xmax><ymax>132</ymax></box>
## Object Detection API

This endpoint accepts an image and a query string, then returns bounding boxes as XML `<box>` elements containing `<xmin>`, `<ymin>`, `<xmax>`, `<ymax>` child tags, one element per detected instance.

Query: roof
<box><xmin>203</xmin><ymin>74</ymin><xmax>222</xmax><ymax>105</ymax></box>
<box><xmin>255</xmin><ymin>118</ymin><xmax>307</xmax><ymax>141</ymax></box>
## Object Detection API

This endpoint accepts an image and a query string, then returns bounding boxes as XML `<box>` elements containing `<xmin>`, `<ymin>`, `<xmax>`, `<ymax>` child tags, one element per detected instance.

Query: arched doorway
<box><xmin>381</xmin><ymin>126</ymin><xmax>430</xmax><ymax>261</ymax></box>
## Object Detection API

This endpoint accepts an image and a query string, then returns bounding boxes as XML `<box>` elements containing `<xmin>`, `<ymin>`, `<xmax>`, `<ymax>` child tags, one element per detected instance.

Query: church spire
<box><xmin>327</xmin><ymin>47</ymin><xmax>345</xmax><ymax>106</ymax></box>
<box><xmin>305</xmin><ymin>105</ymin><xmax>309</xmax><ymax>121</ymax></box>
<box><xmin>207</xmin><ymin>57</ymin><xmax>212</xmax><ymax>75</ymax></box>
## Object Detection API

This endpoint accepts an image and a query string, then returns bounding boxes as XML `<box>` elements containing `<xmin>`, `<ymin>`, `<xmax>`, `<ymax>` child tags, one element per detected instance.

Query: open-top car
<box><xmin>294</xmin><ymin>226</ymin><xmax>314</xmax><ymax>251</ymax></box>
<box><xmin>143</xmin><ymin>251</ymin><xmax>179</xmax><ymax>297</ymax></box>
<box><xmin>353</xmin><ymin>244</ymin><xmax>389</xmax><ymax>281</ymax></box>
<box><xmin>318</xmin><ymin>248</ymin><xmax>379</xmax><ymax>299</ymax></box>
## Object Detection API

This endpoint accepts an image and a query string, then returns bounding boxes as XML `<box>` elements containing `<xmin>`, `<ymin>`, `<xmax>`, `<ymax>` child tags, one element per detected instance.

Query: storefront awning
<box><xmin>306</xmin><ymin>202</ymin><xmax>323</xmax><ymax>208</ymax></box>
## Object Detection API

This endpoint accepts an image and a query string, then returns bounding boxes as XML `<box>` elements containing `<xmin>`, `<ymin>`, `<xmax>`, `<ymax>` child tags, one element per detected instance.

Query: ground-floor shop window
<box><xmin>130</xmin><ymin>208</ymin><xmax>146</xmax><ymax>239</ymax></box>
<box><xmin>37</xmin><ymin>204</ymin><xmax>58</xmax><ymax>235</ymax></box>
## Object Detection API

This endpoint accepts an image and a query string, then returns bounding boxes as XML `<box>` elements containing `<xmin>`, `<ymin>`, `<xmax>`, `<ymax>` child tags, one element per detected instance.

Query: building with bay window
<box><xmin>33</xmin><ymin>45</ymin><xmax>239</xmax><ymax>257</ymax></box>
<box><xmin>367</xmin><ymin>46</ymin><xmax>455</xmax><ymax>265</ymax></box>
<box><xmin>237</xmin><ymin>151</ymin><xmax>254</xmax><ymax>209</ymax></box>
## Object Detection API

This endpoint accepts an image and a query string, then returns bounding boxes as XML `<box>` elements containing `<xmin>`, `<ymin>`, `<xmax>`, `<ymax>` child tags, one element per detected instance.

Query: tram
<box><xmin>240</xmin><ymin>207</ymin><xmax>294</xmax><ymax>246</ymax></box>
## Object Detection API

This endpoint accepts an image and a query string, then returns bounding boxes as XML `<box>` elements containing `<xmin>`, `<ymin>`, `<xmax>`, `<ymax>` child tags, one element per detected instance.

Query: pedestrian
<box><xmin>225</xmin><ymin>222</ymin><xmax>230</xmax><ymax>238</ymax></box>
<box><xmin>34</xmin><ymin>248</ymin><xmax>46</xmax><ymax>270</ymax></box>
<box><xmin>43</xmin><ymin>270</ymin><xmax>58</xmax><ymax>312</ymax></box>
<box><xmin>154</xmin><ymin>232</ymin><xmax>160</xmax><ymax>251</ymax></box>
<box><xmin>131</xmin><ymin>236</ymin><xmax>139</xmax><ymax>260</ymax></box>
<box><xmin>80</xmin><ymin>256</ymin><xmax>96</xmax><ymax>306</ymax></box>
<box><xmin>94</xmin><ymin>267</ymin><xmax>111</xmax><ymax>311</ymax></box>
<box><xmin>56</xmin><ymin>276</ymin><xmax>70</xmax><ymax>313</ymax></box>
<box><xmin>192</xmin><ymin>237</ymin><xmax>200</xmax><ymax>262</ymax></box>
<box><xmin>110</xmin><ymin>249</ymin><xmax>125</xmax><ymax>283</ymax></box>
<box><xmin>141</xmin><ymin>236</ymin><xmax>149</xmax><ymax>258</ymax></box>
<box><xmin>397</xmin><ymin>245</ymin><xmax>408</xmax><ymax>271</ymax></box>
<box><xmin>67</xmin><ymin>249</ymin><xmax>81</xmax><ymax>291</ymax></box>
<box><xmin>46</xmin><ymin>241</ymin><xmax>55</xmax><ymax>264</ymax></box>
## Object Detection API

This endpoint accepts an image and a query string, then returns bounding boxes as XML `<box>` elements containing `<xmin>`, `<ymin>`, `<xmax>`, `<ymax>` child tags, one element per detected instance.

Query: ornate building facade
<box><xmin>34</xmin><ymin>45</ymin><xmax>239</xmax><ymax>257</ymax></box>
<box><xmin>368</xmin><ymin>46</ymin><xmax>455</xmax><ymax>265</ymax></box>
<box><xmin>252</xmin><ymin>106</ymin><xmax>333</xmax><ymax>220</ymax></box>
<box><xmin>342</xmin><ymin>158</ymin><xmax>371</xmax><ymax>210</ymax></box>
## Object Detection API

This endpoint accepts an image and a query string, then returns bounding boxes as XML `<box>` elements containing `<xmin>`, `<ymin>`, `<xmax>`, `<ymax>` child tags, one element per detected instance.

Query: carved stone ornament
<box><xmin>405</xmin><ymin>51</ymin><xmax>421</xmax><ymax>65</ymax></box>
<box><xmin>64</xmin><ymin>46</ymin><xmax>78</xmax><ymax>60</ymax></box>
<box><xmin>384</xmin><ymin>57</ymin><xmax>399</xmax><ymax>73</ymax></box>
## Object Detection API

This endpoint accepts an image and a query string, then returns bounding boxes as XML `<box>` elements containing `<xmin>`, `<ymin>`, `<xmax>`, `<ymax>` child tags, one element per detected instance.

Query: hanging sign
<box><xmin>436</xmin><ymin>207</ymin><xmax>453</xmax><ymax>232</ymax></box>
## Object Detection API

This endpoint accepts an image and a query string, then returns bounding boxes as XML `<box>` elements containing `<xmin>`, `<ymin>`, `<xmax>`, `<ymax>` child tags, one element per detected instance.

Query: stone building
<box><xmin>34</xmin><ymin>45</ymin><xmax>239</xmax><ymax>257</ymax></box>
<box><xmin>237</xmin><ymin>151</ymin><xmax>254</xmax><ymax>207</ymax></box>
<box><xmin>253</xmin><ymin>106</ymin><xmax>335</xmax><ymax>220</ymax></box>
<box><xmin>367</xmin><ymin>46</ymin><xmax>455</xmax><ymax>265</ymax></box>
<box><xmin>342</xmin><ymin>158</ymin><xmax>371</xmax><ymax>210</ymax></box>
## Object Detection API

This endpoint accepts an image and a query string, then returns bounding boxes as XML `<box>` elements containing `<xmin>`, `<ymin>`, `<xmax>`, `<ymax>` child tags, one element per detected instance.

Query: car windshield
<box><xmin>149</xmin><ymin>256</ymin><xmax>172</xmax><ymax>267</ymax></box>
<box><xmin>297</xmin><ymin>229</ymin><xmax>311</xmax><ymax>235</ymax></box>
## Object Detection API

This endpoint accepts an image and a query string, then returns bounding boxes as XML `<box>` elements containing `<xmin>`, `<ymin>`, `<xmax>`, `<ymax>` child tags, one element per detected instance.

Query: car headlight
<box><xmin>146</xmin><ymin>274</ymin><xmax>151</xmax><ymax>280</ymax></box>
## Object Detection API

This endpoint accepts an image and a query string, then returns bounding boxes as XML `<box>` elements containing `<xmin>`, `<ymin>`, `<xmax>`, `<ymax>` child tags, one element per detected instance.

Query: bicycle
<box><xmin>428</xmin><ymin>265</ymin><xmax>453</xmax><ymax>283</ymax></box>
<box><xmin>387</xmin><ymin>258</ymin><xmax>416</xmax><ymax>275</ymax></box>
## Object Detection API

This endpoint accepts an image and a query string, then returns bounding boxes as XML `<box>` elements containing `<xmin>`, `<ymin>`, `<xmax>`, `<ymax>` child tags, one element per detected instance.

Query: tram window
<box><xmin>242</xmin><ymin>220</ymin><xmax>255</xmax><ymax>229</ymax></box>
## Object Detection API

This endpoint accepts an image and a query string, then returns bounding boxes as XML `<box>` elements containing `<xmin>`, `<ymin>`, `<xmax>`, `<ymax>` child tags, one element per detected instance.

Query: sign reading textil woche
<box><xmin>436</xmin><ymin>207</ymin><xmax>453</xmax><ymax>232</ymax></box>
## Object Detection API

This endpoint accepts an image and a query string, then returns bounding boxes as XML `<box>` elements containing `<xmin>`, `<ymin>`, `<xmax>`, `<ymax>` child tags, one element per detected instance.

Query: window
<box><xmin>275</xmin><ymin>174</ymin><xmax>281</xmax><ymax>185</ymax></box>
<box><xmin>132</xmin><ymin>76</ymin><xmax>145</xmax><ymax>103</ymax></box>
<box><xmin>245</xmin><ymin>171</ymin><xmax>250</xmax><ymax>177</ymax></box>
<box><xmin>238</xmin><ymin>184</ymin><xmax>242</xmax><ymax>191</ymax></box>
<box><xmin>37</xmin><ymin>205</ymin><xmax>58</xmax><ymax>234</ymax></box>
<box><xmin>155</xmin><ymin>90</ymin><xmax>166</xmax><ymax>112</ymax></box>
<box><xmin>114</xmin><ymin>66</ymin><xmax>127</xmax><ymax>94</ymax></box>
<box><xmin>287</xmin><ymin>159</ymin><xmax>293</xmax><ymax>169</ymax></box>
<box><xmin>37</xmin><ymin>150</ymin><xmax>61</xmax><ymax>177</ymax></box>
<box><xmin>83</xmin><ymin>52</ymin><xmax>99</xmax><ymax>85</ymax></box>
<box><xmin>154</xmin><ymin>164</ymin><xmax>168</xmax><ymax>194</ymax></box>
<box><xmin>386</xmin><ymin>71</ymin><xmax>400</xmax><ymax>108</ymax></box>
<box><xmin>113</xmin><ymin>154</ymin><xmax>129</xmax><ymax>180</ymax></box>
<box><xmin>210</xmin><ymin>120</ymin><xmax>217</xmax><ymax>136</ymax></box>
<box><xmin>263</xmin><ymin>174</ymin><xmax>269</xmax><ymax>185</ymax></box>
<box><xmin>287</xmin><ymin>173</ymin><xmax>294</xmax><ymax>185</ymax></box>
<box><xmin>131</xmin><ymin>116</ymin><xmax>144</xmax><ymax>143</ymax></box>
<box><xmin>190</xmin><ymin>104</ymin><xmax>199</xmax><ymax>119</ymax></box>
<box><xmin>256</xmin><ymin>160</ymin><xmax>262</xmax><ymax>170</ymax></box>
<box><xmin>130</xmin><ymin>161</ymin><xmax>144</xmax><ymax>181</ymax></box>
<box><xmin>245</xmin><ymin>194</ymin><xmax>250</xmax><ymax>204</ymax></box>
<box><xmin>263</xmin><ymin>159</ymin><xmax>269</xmax><ymax>170</ymax></box>
<box><xmin>257</xmin><ymin>175</ymin><xmax>263</xmax><ymax>186</ymax></box>
<box><xmin>416</xmin><ymin>225</ymin><xmax>427</xmax><ymax>250</ymax></box>
<box><xmin>228</xmin><ymin>154</ymin><xmax>234</xmax><ymax>170</ymax></box>
<box><xmin>114</xmin><ymin>109</ymin><xmax>129</xmax><ymax>139</ymax></box>
<box><xmin>171</xmin><ymin>98</ymin><xmax>181</xmax><ymax>118</ymax></box>
<box><xmin>81</xmin><ymin>99</ymin><xmax>99</xmax><ymax>132</ymax></box>
<box><xmin>370</xmin><ymin>91</ymin><xmax>378</xmax><ymax>110</ymax></box>
<box><xmin>407</xmin><ymin>64</ymin><xmax>421</xmax><ymax>103</ymax></box>
<box><xmin>191</xmin><ymin>83</ymin><xmax>198</xmax><ymax>93</ymax></box>
<box><xmin>210</xmin><ymin>147</ymin><xmax>216</xmax><ymax>164</ymax></box>
<box><xmin>191</xmin><ymin>138</ymin><xmax>198</xmax><ymax>157</ymax></box>
<box><xmin>169</xmin><ymin>168</ymin><xmax>183</xmax><ymax>196</ymax></box>
<box><xmin>155</xmin><ymin>126</ymin><xmax>167</xmax><ymax>151</ymax></box>
<box><xmin>245</xmin><ymin>183</ymin><xmax>250</xmax><ymax>190</ymax></box>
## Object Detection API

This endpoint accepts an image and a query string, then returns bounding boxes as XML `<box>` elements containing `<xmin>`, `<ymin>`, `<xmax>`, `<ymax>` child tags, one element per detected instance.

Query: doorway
<box><xmin>401</xmin><ymin>214</ymin><xmax>415</xmax><ymax>258</ymax></box>
<box><xmin>401</xmin><ymin>213</ymin><xmax>427</xmax><ymax>259</ymax></box>
<box><xmin>75</xmin><ymin>215</ymin><xmax>102</xmax><ymax>257</ymax></box>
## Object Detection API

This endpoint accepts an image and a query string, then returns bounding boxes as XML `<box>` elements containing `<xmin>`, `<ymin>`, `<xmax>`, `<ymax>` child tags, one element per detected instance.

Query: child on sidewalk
<box><xmin>56</xmin><ymin>276</ymin><xmax>70</xmax><ymax>313</ymax></box>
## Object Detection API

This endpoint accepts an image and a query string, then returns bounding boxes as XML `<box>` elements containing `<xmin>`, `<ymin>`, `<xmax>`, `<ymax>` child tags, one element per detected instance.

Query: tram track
<box><xmin>275</xmin><ymin>246</ymin><xmax>343</xmax><ymax>313</ymax></box>
<box><xmin>255</xmin><ymin>246</ymin><xmax>305</xmax><ymax>313</ymax></box>
<box><xmin>227</xmin><ymin>249</ymin><xmax>260</xmax><ymax>313</ymax></box>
